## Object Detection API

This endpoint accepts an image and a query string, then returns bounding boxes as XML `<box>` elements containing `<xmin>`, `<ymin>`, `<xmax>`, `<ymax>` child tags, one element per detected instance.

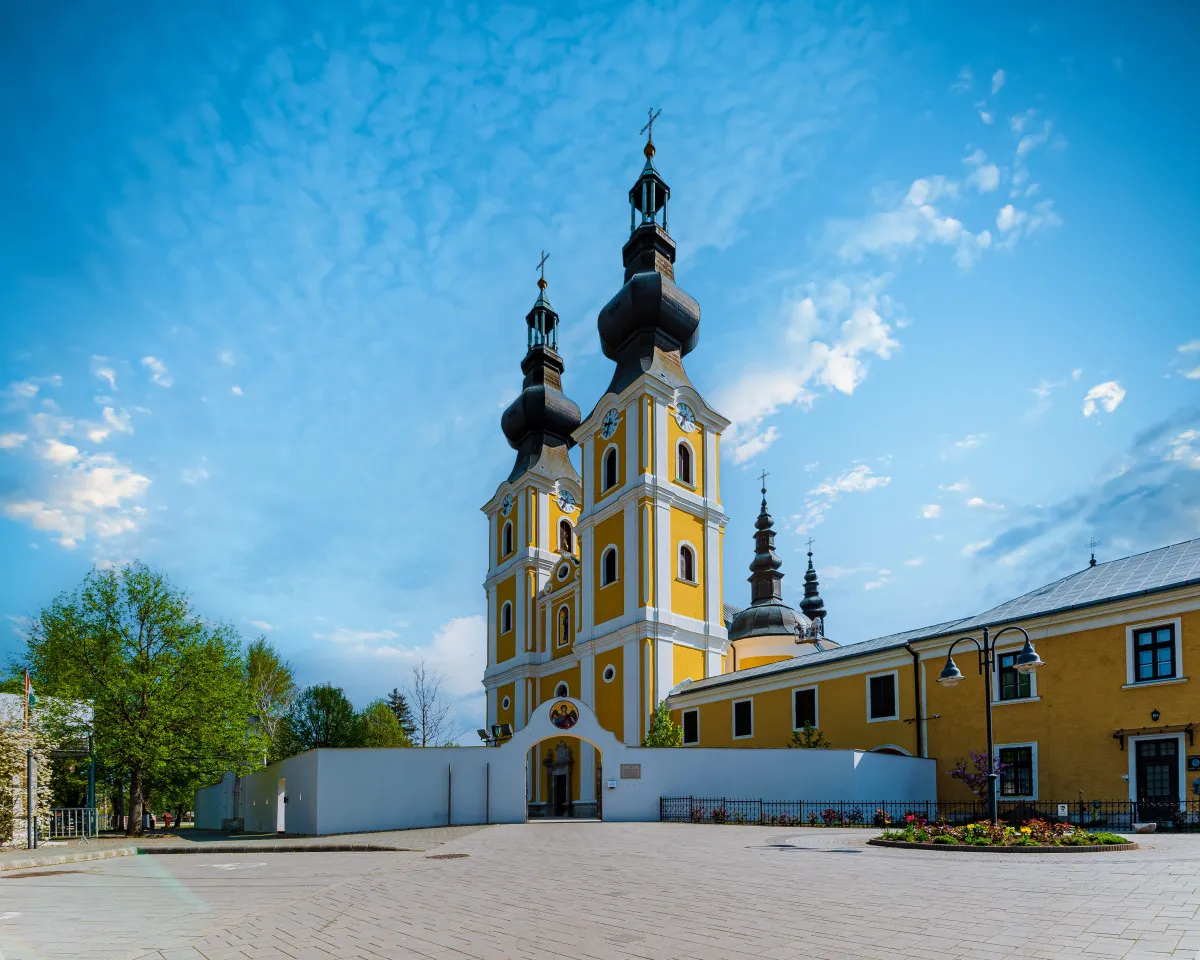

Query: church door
<box><xmin>553</xmin><ymin>773</ymin><xmax>569</xmax><ymax>816</ymax></box>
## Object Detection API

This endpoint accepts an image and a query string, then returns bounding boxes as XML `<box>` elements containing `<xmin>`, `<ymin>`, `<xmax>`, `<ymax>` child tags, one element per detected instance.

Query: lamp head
<box><xmin>477</xmin><ymin>729</ymin><xmax>490</xmax><ymax>743</ymax></box>
<box><xmin>1012</xmin><ymin>637</ymin><xmax>1044</xmax><ymax>675</ymax></box>
<box><xmin>937</xmin><ymin>655</ymin><xmax>965</xmax><ymax>686</ymax></box>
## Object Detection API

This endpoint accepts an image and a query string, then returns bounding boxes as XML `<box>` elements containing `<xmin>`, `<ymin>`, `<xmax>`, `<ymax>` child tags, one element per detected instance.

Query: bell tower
<box><xmin>573</xmin><ymin>117</ymin><xmax>731</xmax><ymax>746</ymax></box>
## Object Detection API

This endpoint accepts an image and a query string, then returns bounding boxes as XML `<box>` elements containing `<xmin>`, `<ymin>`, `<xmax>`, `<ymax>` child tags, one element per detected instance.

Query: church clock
<box><xmin>675</xmin><ymin>402</ymin><xmax>697</xmax><ymax>433</ymax></box>
<box><xmin>556</xmin><ymin>489</ymin><xmax>577</xmax><ymax>513</ymax></box>
<box><xmin>600</xmin><ymin>409</ymin><xmax>620</xmax><ymax>439</ymax></box>
<box><xmin>500</xmin><ymin>493</ymin><xmax>513</xmax><ymax>516</ymax></box>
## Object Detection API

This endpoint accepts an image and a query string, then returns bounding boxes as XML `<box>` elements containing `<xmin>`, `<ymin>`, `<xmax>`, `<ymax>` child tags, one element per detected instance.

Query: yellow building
<box><xmin>480</xmin><ymin>131</ymin><xmax>1200</xmax><ymax>816</ymax></box>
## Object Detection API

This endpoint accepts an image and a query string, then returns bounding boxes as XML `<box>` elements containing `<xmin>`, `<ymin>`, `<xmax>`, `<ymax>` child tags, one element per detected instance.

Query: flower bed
<box><xmin>877</xmin><ymin>816</ymin><xmax>1132</xmax><ymax>848</ymax></box>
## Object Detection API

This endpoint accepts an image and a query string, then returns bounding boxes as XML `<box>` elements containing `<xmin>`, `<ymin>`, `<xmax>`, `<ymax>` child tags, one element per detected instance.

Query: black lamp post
<box><xmin>936</xmin><ymin>625</ymin><xmax>1044</xmax><ymax>823</ymax></box>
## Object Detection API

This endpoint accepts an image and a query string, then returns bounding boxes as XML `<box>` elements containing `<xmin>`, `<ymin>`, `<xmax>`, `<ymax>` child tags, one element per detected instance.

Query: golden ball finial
<box><xmin>644</xmin><ymin>139</ymin><xmax>656</xmax><ymax>159</ymax></box>
<box><xmin>537</xmin><ymin>276</ymin><xmax>547</xmax><ymax>291</ymax></box>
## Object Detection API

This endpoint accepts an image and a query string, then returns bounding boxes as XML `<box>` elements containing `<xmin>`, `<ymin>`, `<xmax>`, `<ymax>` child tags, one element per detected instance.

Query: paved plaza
<box><xmin>2</xmin><ymin>823</ymin><xmax>1199</xmax><ymax>960</ymax></box>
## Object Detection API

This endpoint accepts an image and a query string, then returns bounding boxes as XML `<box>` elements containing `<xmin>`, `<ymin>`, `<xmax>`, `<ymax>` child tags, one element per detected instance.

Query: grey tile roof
<box><xmin>722</xmin><ymin>602</ymin><xmax>741</xmax><ymax>628</ymax></box>
<box><xmin>674</xmin><ymin>538</ymin><xmax>1200</xmax><ymax>699</ymax></box>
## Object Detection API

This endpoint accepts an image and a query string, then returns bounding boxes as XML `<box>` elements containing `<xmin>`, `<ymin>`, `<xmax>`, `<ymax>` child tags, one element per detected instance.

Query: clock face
<box><xmin>675</xmin><ymin>402</ymin><xmax>697</xmax><ymax>433</ymax></box>
<box><xmin>600</xmin><ymin>409</ymin><xmax>620</xmax><ymax>439</ymax></box>
<box><xmin>500</xmin><ymin>493</ymin><xmax>513</xmax><ymax>516</ymax></box>
<box><xmin>557</xmin><ymin>489</ymin><xmax>577</xmax><ymax>513</ymax></box>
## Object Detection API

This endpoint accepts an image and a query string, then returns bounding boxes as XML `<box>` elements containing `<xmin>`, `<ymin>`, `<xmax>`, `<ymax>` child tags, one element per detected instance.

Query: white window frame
<box><xmin>1125</xmin><ymin>732</ymin><xmax>1187</xmax><ymax>805</ymax></box>
<box><xmin>677</xmin><ymin>541</ymin><xmax>698</xmax><ymax>584</ymax></box>
<box><xmin>791</xmin><ymin>685</ymin><xmax>819</xmax><ymax>731</ymax></box>
<box><xmin>602</xmin><ymin>444</ymin><xmax>620</xmax><ymax>492</ymax></box>
<box><xmin>675</xmin><ymin>438</ymin><xmax>696</xmax><ymax>488</ymax></box>
<box><xmin>500</xmin><ymin>601</ymin><xmax>513</xmax><ymax>635</ymax></box>
<box><xmin>992</xmin><ymin>645</ymin><xmax>1039</xmax><ymax>703</ymax></box>
<box><xmin>994</xmin><ymin>740</ymin><xmax>1039</xmax><ymax>800</ymax></box>
<box><xmin>501</xmin><ymin>519</ymin><xmax>514</xmax><ymax>557</ymax></box>
<box><xmin>732</xmin><ymin>698</ymin><xmax>754</xmax><ymax>740</ymax></box>
<box><xmin>682</xmin><ymin>707</ymin><xmax>700</xmax><ymax>745</ymax></box>
<box><xmin>1125</xmin><ymin>616</ymin><xmax>1185</xmax><ymax>688</ymax></box>
<box><xmin>558</xmin><ymin>518</ymin><xmax>574</xmax><ymax>554</ymax></box>
<box><xmin>556</xmin><ymin>605</ymin><xmax>571</xmax><ymax>647</ymax></box>
<box><xmin>501</xmin><ymin>696</ymin><xmax>511</xmax><ymax>711</ymax></box>
<box><xmin>866</xmin><ymin>670</ymin><xmax>900</xmax><ymax>722</ymax></box>
<box><xmin>554</xmin><ymin>681</ymin><xmax>569</xmax><ymax>698</ymax></box>
<box><xmin>600</xmin><ymin>545</ymin><xmax>619</xmax><ymax>587</ymax></box>
<box><xmin>602</xmin><ymin>664</ymin><xmax>617</xmax><ymax>683</ymax></box>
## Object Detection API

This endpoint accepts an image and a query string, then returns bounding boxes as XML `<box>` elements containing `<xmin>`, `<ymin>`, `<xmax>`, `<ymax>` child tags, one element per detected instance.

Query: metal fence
<box><xmin>659</xmin><ymin>797</ymin><xmax>1200</xmax><ymax>832</ymax></box>
<box><xmin>48</xmin><ymin>808</ymin><xmax>110</xmax><ymax>838</ymax></box>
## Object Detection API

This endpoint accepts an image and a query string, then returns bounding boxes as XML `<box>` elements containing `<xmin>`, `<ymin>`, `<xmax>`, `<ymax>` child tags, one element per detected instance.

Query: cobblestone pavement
<box><xmin>2</xmin><ymin>824</ymin><xmax>1198</xmax><ymax>960</ymax></box>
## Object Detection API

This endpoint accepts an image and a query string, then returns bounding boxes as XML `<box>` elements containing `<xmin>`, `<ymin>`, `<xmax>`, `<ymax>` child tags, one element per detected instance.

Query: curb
<box><xmin>867</xmin><ymin>838</ymin><xmax>1139</xmax><ymax>853</ymax></box>
<box><xmin>0</xmin><ymin>843</ymin><xmax>410</xmax><ymax>873</ymax></box>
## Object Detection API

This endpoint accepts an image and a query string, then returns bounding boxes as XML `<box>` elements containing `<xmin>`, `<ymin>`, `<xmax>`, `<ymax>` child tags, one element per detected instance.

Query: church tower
<box><xmin>572</xmin><ymin>123</ymin><xmax>731</xmax><ymax>746</ymax></box>
<box><xmin>481</xmin><ymin>266</ymin><xmax>584</xmax><ymax>748</ymax></box>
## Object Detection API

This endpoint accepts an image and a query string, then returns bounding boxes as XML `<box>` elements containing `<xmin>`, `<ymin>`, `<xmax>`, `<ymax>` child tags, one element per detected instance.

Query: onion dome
<box><xmin>500</xmin><ymin>268</ymin><xmax>582</xmax><ymax>483</ymax></box>
<box><xmin>596</xmin><ymin>129</ymin><xmax>701</xmax><ymax>395</ymax></box>
<box><xmin>799</xmin><ymin>547</ymin><xmax>828</xmax><ymax>625</ymax></box>
<box><xmin>728</xmin><ymin>478</ymin><xmax>810</xmax><ymax>643</ymax></box>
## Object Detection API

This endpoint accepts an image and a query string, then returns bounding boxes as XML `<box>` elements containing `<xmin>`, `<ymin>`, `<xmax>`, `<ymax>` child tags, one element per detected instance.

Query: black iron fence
<box><xmin>659</xmin><ymin>797</ymin><xmax>1200</xmax><ymax>832</ymax></box>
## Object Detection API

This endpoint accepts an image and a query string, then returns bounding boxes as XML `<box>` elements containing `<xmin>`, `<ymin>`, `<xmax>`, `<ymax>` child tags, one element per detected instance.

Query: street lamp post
<box><xmin>936</xmin><ymin>625</ymin><xmax>1044</xmax><ymax>823</ymax></box>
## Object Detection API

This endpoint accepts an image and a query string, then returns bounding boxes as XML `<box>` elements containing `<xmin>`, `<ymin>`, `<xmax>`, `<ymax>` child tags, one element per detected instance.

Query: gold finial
<box><xmin>640</xmin><ymin>107</ymin><xmax>661</xmax><ymax>158</ymax></box>
<box><xmin>536</xmin><ymin>250</ymin><xmax>549</xmax><ymax>290</ymax></box>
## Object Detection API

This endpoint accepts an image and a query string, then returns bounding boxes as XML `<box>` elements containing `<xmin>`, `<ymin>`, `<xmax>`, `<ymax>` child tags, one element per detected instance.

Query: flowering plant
<box><xmin>879</xmin><ymin>816</ymin><xmax>1129</xmax><ymax>847</ymax></box>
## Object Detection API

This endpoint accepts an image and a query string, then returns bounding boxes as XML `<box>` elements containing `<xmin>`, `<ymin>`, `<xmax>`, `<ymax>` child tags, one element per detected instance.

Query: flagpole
<box><xmin>24</xmin><ymin>668</ymin><xmax>29</xmax><ymax>731</ymax></box>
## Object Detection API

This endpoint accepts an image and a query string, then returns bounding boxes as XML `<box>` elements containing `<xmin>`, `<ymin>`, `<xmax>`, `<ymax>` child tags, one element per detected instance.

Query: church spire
<box><xmin>799</xmin><ymin>541</ymin><xmax>828</xmax><ymax>625</ymax></box>
<box><xmin>747</xmin><ymin>472</ymin><xmax>784</xmax><ymax>604</ymax></box>
<box><xmin>500</xmin><ymin>257</ymin><xmax>581</xmax><ymax>483</ymax></box>
<box><xmin>622</xmin><ymin>107</ymin><xmax>676</xmax><ymax>282</ymax></box>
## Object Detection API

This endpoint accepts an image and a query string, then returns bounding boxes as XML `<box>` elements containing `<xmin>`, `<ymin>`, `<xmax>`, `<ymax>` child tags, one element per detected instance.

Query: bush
<box><xmin>877</xmin><ymin>816</ymin><xmax>1132</xmax><ymax>848</ymax></box>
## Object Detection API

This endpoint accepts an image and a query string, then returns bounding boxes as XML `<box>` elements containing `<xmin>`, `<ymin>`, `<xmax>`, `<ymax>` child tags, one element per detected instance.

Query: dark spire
<box><xmin>1088</xmin><ymin>537</ymin><xmax>1101</xmax><ymax>568</ymax></box>
<box><xmin>799</xmin><ymin>539</ymin><xmax>827</xmax><ymax>625</ymax></box>
<box><xmin>747</xmin><ymin>473</ymin><xmax>784</xmax><ymax>604</ymax></box>
<box><xmin>500</xmin><ymin>264</ymin><xmax>581</xmax><ymax>483</ymax></box>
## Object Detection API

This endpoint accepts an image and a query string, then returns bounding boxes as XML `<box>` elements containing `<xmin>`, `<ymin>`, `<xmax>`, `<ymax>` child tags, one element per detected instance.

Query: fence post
<box><xmin>447</xmin><ymin>763</ymin><xmax>453</xmax><ymax>827</ymax></box>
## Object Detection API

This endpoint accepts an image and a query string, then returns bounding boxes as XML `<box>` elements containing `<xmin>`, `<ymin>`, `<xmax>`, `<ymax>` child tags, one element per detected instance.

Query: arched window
<box><xmin>603</xmin><ymin>446</ymin><xmax>619</xmax><ymax>490</ymax></box>
<box><xmin>679</xmin><ymin>544</ymin><xmax>696</xmax><ymax>583</ymax></box>
<box><xmin>558</xmin><ymin>606</ymin><xmax>570</xmax><ymax>646</ymax></box>
<box><xmin>500</xmin><ymin>601</ymin><xmax>513</xmax><ymax>634</ymax></box>
<box><xmin>677</xmin><ymin>441</ymin><xmax>693</xmax><ymax>485</ymax></box>
<box><xmin>554</xmin><ymin>681</ymin><xmax>569</xmax><ymax>698</ymax></box>
<box><xmin>601</xmin><ymin>546</ymin><xmax>618</xmax><ymax>586</ymax></box>
<box><xmin>502</xmin><ymin>520</ymin><xmax>514</xmax><ymax>556</ymax></box>
<box><xmin>559</xmin><ymin>519</ymin><xmax>573</xmax><ymax>554</ymax></box>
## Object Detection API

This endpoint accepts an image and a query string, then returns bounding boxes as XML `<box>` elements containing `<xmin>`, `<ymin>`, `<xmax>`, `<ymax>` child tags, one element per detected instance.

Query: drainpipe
<box><xmin>905</xmin><ymin>642</ymin><xmax>924</xmax><ymax>759</ymax></box>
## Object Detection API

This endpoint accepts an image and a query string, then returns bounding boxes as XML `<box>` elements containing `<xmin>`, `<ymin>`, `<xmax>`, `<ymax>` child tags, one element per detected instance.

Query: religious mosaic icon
<box><xmin>675</xmin><ymin>402</ymin><xmax>696</xmax><ymax>433</ymax></box>
<box><xmin>549</xmin><ymin>700</ymin><xmax>579</xmax><ymax>730</ymax></box>
<box><xmin>500</xmin><ymin>493</ymin><xmax>513</xmax><ymax>516</ymax></box>
<box><xmin>600</xmin><ymin>408</ymin><xmax>620</xmax><ymax>439</ymax></box>
<box><xmin>557</xmin><ymin>489</ymin><xmax>577</xmax><ymax>513</ymax></box>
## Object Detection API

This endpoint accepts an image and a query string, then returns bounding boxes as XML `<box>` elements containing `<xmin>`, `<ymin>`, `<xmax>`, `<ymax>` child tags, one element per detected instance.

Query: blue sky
<box><xmin>2</xmin><ymin>2</ymin><xmax>1197</xmax><ymax>737</ymax></box>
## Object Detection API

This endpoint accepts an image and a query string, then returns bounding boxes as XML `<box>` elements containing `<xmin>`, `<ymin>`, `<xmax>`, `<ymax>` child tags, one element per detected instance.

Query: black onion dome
<box><xmin>729</xmin><ymin>600</ymin><xmax>809</xmax><ymax>642</ymax></box>
<box><xmin>729</xmin><ymin>479</ymin><xmax>810</xmax><ymax>642</ymax></box>
<box><xmin>799</xmin><ymin>550</ymin><xmax>828</xmax><ymax>624</ymax></box>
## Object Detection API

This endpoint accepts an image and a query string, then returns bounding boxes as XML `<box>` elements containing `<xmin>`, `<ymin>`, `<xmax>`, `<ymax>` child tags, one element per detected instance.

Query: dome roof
<box><xmin>500</xmin><ymin>348</ymin><xmax>582</xmax><ymax>451</ymax></box>
<box><xmin>728</xmin><ymin>599</ymin><xmax>810</xmax><ymax>642</ymax></box>
<box><xmin>597</xmin><ymin>267</ymin><xmax>700</xmax><ymax>364</ymax></box>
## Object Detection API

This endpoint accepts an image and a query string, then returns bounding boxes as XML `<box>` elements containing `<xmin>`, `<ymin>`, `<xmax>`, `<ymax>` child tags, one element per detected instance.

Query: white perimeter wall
<box><xmin>196</xmin><ymin>699</ymin><xmax>935</xmax><ymax>835</ymax></box>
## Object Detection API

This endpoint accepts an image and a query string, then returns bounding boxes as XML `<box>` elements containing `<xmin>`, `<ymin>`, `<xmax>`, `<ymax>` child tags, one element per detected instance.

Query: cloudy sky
<box><xmin>1</xmin><ymin>2</ymin><xmax>1197</xmax><ymax>737</ymax></box>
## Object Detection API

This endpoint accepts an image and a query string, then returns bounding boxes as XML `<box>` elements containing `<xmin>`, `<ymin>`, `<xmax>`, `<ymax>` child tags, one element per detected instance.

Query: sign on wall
<box><xmin>620</xmin><ymin>764</ymin><xmax>641</xmax><ymax>779</ymax></box>
<box><xmin>1187</xmin><ymin>755</ymin><xmax>1200</xmax><ymax>772</ymax></box>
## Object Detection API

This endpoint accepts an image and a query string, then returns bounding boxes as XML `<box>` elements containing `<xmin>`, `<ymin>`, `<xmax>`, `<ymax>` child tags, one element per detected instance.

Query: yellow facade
<box><xmin>593</xmin><ymin>411</ymin><xmax>627</xmax><ymax>504</ymax></box>
<box><xmin>673</xmin><ymin>645</ymin><xmax>704</xmax><ymax>686</ymax></box>
<box><xmin>594</xmin><ymin>648</ymin><xmax>625</xmax><ymax>743</ymax></box>
<box><xmin>670</xmin><ymin>506</ymin><xmax>705</xmax><ymax>620</ymax></box>
<box><xmin>666</xmin><ymin>406</ymin><xmax>704</xmax><ymax>497</ymax></box>
<box><xmin>592</xmin><ymin>511</ymin><xmax>625</xmax><ymax>625</ymax></box>
<box><xmin>495</xmin><ymin>574</ymin><xmax>516</xmax><ymax>664</ymax></box>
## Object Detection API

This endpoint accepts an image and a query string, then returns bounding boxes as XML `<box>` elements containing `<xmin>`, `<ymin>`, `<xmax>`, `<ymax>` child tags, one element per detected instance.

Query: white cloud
<box><xmin>1185</xmin><ymin>367</ymin><xmax>1200</xmax><ymax>380</ymax></box>
<box><xmin>1178</xmin><ymin>340</ymin><xmax>1200</xmax><ymax>353</ymax></box>
<box><xmin>792</xmin><ymin>463</ymin><xmax>891</xmax><ymax>532</ymax></box>
<box><xmin>141</xmin><ymin>356</ymin><xmax>173</xmax><ymax>388</ymax></box>
<box><xmin>249</xmin><ymin>620</ymin><xmax>274</xmax><ymax>632</ymax></box>
<box><xmin>0</xmin><ymin>433</ymin><xmax>28</xmax><ymax>449</ymax></box>
<box><xmin>903</xmin><ymin>557</ymin><xmax>924</xmax><ymax>567</ymax></box>
<box><xmin>967</xmin><ymin>163</ymin><xmax>1000</xmax><ymax>192</ymax></box>
<box><xmin>951</xmin><ymin>67</ymin><xmax>973</xmax><ymax>92</ymax></box>
<box><xmin>921</xmin><ymin>504</ymin><xmax>942</xmax><ymax>519</ymax></box>
<box><xmin>803</xmin><ymin>461</ymin><xmax>820</xmax><ymax>472</ymax></box>
<box><xmin>991</xmin><ymin>69</ymin><xmax>1006</xmax><ymax>94</ymax></box>
<box><xmin>863</xmin><ymin>579</ymin><xmax>890</xmax><ymax>591</ymax></box>
<box><xmin>944</xmin><ymin>433</ymin><xmax>986</xmax><ymax>458</ymax></box>
<box><xmin>41</xmin><ymin>439</ymin><xmax>80</xmax><ymax>463</ymax></box>
<box><xmin>939</xmin><ymin>480</ymin><xmax>970</xmax><ymax>492</ymax></box>
<box><xmin>3</xmin><ymin>501</ymin><xmax>86</xmax><ymax>548</ymax></box>
<box><xmin>996</xmin><ymin>204</ymin><xmax>1025</xmax><ymax>231</ymax></box>
<box><xmin>966</xmin><ymin>496</ymin><xmax>1005</xmax><ymax>511</ymax></box>
<box><xmin>181</xmin><ymin>460</ymin><xmax>210</xmax><ymax>484</ymax></box>
<box><xmin>91</xmin><ymin>358</ymin><xmax>117</xmax><ymax>391</ymax></box>
<box><xmin>1164</xmin><ymin>429</ymin><xmax>1200</xmax><ymax>469</ymax></box>
<box><xmin>1082</xmin><ymin>381</ymin><xmax>1126</xmax><ymax>418</ymax></box>
<box><xmin>7</xmin><ymin>381</ymin><xmax>39</xmax><ymax>400</ymax></box>
<box><xmin>1071</xmin><ymin>368</ymin><xmax>1082</xmax><ymax>381</ymax></box>
<box><xmin>961</xmin><ymin>539</ymin><xmax>993</xmax><ymax>556</ymax></box>
<box><xmin>219</xmin><ymin>350</ymin><xmax>235</xmax><ymax>366</ymax></box>
<box><xmin>86</xmin><ymin>407</ymin><xmax>134</xmax><ymax>443</ymax></box>
<box><xmin>231</xmin><ymin>385</ymin><xmax>244</xmax><ymax>396</ymax></box>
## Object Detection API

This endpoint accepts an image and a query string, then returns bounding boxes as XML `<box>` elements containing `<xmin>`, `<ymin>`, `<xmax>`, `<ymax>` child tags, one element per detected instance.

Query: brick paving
<box><xmin>1</xmin><ymin>824</ymin><xmax>1198</xmax><ymax>959</ymax></box>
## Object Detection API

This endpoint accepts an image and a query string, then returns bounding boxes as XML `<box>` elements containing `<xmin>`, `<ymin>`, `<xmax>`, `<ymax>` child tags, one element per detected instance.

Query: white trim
<box><xmin>1125</xmin><ymin>616</ymin><xmax>1183</xmax><ymax>686</ymax></box>
<box><xmin>501</xmin><ymin>520</ymin><xmax>514</xmax><ymax>557</ymax></box>
<box><xmin>601</xmin><ymin>444</ymin><xmax>620</xmax><ymax>493</ymax></box>
<box><xmin>995</xmin><ymin>740</ymin><xmax>1039</xmax><ymax>801</ymax></box>
<box><xmin>866</xmin><ymin>670</ymin><xmax>900</xmax><ymax>722</ymax></box>
<box><xmin>500</xmin><ymin>600</ymin><xmax>513</xmax><ymax>635</ymax></box>
<box><xmin>732</xmin><ymin>697</ymin><xmax>754</xmax><ymax>740</ymax></box>
<box><xmin>675</xmin><ymin>437</ymin><xmax>696</xmax><ymax>488</ymax></box>
<box><xmin>992</xmin><ymin>645</ymin><xmax>1039</xmax><ymax>702</ymax></box>
<box><xmin>791</xmin><ymin>685</ymin><xmax>818</xmax><ymax>730</ymax></box>
<box><xmin>871</xmin><ymin>744</ymin><xmax>913</xmax><ymax>757</ymax></box>
<box><xmin>1121</xmin><ymin>678</ymin><xmax>1189</xmax><ymax>690</ymax></box>
<box><xmin>677</xmin><ymin>541</ymin><xmax>698</xmax><ymax>584</ymax></box>
<box><xmin>682</xmin><ymin>707</ymin><xmax>700</xmax><ymax>745</ymax></box>
<box><xmin>556</xmin><ymin>604</ymin><xmax>571</xmax><ymax>648</ymax></box>
<box><xmin>501</xmin><ymin>696</ymin><xmax>511</xmax><ymax>711</ymax></box>
<box><xmin>1125</xmin><ymin>732</ymin><xmax>1187</xmax><ymax>804</ymax></box>
<box><xmin>554</xmin><ymin>681</ymin><xmax>569</xmax><ymax>698</ymax></box>
<box><xmin>993</xmin><ymin>696</ymin><xmax>1042</xmax><ymax>706</ymax></box>
<box><xmin>600</xmin><ymin>545</ymin><xmax>620</xmax><ymax>587</ymax></box>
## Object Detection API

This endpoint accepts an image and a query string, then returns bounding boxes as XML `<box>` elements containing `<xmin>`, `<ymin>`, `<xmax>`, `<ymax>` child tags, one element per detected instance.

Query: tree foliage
<box><xmin>246</xmin><ymin>637</ymin><xmax>297</xmax><ymax>762</ymax></box>
<box><xmin>24</xmin><ymin>562</ymin><xmax>262</xmax><ymax>836</ymax></box>
<box><xmin>407</xmin><ymin>660</ymin><xmax>459</xmax><ymax>746</ymax></box>
<box><xmin>788</xmin><ymin>724</ymin><xmax>832</xmax><ymax>749</ymax></box>
<box><xmin>642</xmin><ymin>701</ymin><xmax>683</xmax><ymax>747</ymax></box>
<box><xmin>280</xmin><ymin>684</ymin><xmax>362</xmax><ymax>752</ymax></box>
<box><xmin>948</xmin><ymin>748</ymin><xmax>1012</xmax><ymax>798</ymax></box>
<box><xmin>385</xmin><ymin>687</ymin><xmax>417</xmax><ymax>740</ymax></box>
<box><xmin>360</xmin><ymin>699</ymin><xmax>411</xmax><ymax>748</ymax></box>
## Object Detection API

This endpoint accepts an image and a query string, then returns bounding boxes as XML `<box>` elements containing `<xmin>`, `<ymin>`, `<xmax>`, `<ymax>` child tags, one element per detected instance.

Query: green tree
<box><xmin>246</xmin><ymin>637</ymin><xmax>297</xmax><ymax>762</ymax></box>
<box><xmin>24</xmin><ymin>562</ymin><xmax>262</xmax><ymax>837</ymax></box>
<box><xmin>788</xmin><ymin>723</ymin><xmax>832</xmax><ymax>749</ymax></box>
<box><xmin>642</xmin><ymin>700</ymin><xmax>683</xmax><ymax>747</ymax></box>
<box><xmin>360</xmin><ymin>699</ymin><xmax>411</xmax><ymax>748</ymax></box>
<box><xmin>279</xmin><ymin>684</ymin><xmax>362</xmax><ymax>753</ymax></box>
<box><xmin>385</xmin><ymin>687</ymin><xmax>417</xmax><ymax>740</ymax></box>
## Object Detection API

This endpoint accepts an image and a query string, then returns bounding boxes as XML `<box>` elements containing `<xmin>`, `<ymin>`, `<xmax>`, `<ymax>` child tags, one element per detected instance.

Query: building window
<box><xmin>998</xmin><ymin>652</ymin><xmax>1033</xmax><ymax>700</ymax></box>
<box><xmin>501</xmin><ymin>520</ymin><xmax>514</xmax><ymax>556</ymax></box>
<box><xmin>676</xmin><ymin>441</ymin><xmax>693</xmax><ymax>485</ymax></box>
<box><xmin>682</xmin><ymin>709</ymin><xmax>699</xmax><ymax>745</ymax></box>
<box><xmin>733</xmin><ymin>699</ymin><xmax>753</xmax><ymax>739</ymax></box>
<box><xmin>1133</xmin><ymin>624</ymin><xmax>1177</xmax><ymax>683</ymax></box>
<box><xmin>559</xmin><ymin>519</ymin><xmax>573</xmax><ymax>553</ymax></box>
<box><xmin>602</xmin><ymin>664</ymin><xmax>616</xmax><ymax>683</ymax></box>
<box><xmin>500</xmin><ymin>601</ymin><xmax>513</xmax><ymax>635</ymax></box>
<box><xmin>867</xmin><ymin>672</ymin><xmax>898</xmax><ymax>721</ymax></box>
<box><xmin>557</xmin><ymin>606</ymin><xmax>571</xmax><ymax>647</ymax></box>
<box><xmin>997</xmin><ymin>743</ymin><xmax>1037</xmax><ymax>798</ymax></box>
<box><xmin>793</xmin><ymin>687</ymin><xmax>817</xmax><ymax>729</ymax></box>
<box><xmin>554</xmin><ymin>681</ymin><xmax>569</xmax><ymax>698</ymax></box>
<box><xmin>678</xmin><ymin>544</ymin><xmax>696</xmax><ymax>583</ymax></box>
<box><xmin>601</xmin><ymin>546</ymin><xmax>618</xmax><ymax>586</ymax></box>
<box><xmin>501</xmin><ymin>696</ymin><xmax>511</xmax><ymax>711</ymax></box>
<box><xmin>603</xmin><ymin>446</ymin><xmax>619</xmax><ymax>491</ymax></box>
